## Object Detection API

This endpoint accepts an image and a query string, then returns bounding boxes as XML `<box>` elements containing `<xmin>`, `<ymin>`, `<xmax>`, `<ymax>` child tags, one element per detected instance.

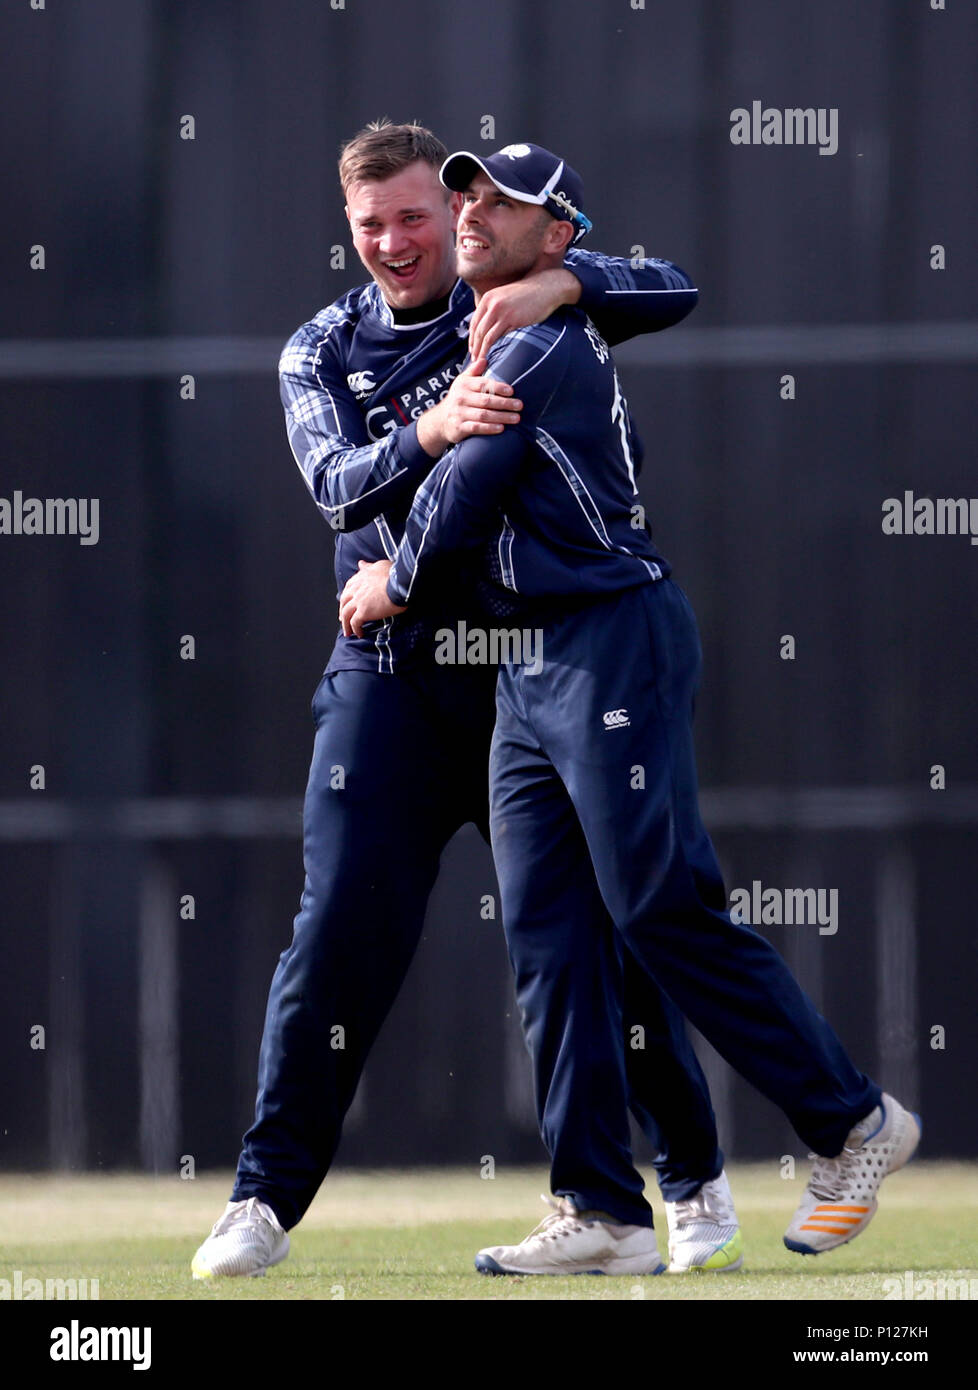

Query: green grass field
<box><xmin>2</xmin><ymin>1162</ymin><xmax>975</xmax><ymax>1301</ymax></box>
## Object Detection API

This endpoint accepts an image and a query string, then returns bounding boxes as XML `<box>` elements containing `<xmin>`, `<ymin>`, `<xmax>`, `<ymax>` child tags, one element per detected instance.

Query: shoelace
<box><xmin>810</xmin><ymin>1152</ymin><xmax>862</xmax><ymax>1202</ymax></box>
<box><xmin>808</xmin><ymin>1107</ymin><xmax>885</xmax><ymax>1201</ymax></box>
<box><xmin>808</xmin><ymin>1151</ymin><xmax>856</xmax><ymax>1202</ymax></box>
<box><xmin>212</xmin><ymin>1197</ymin><xmax>270</xmax><ymax>1236</ymax></box>
<box><xmin>808</xmin><ymin>1142</ymin><xmax>879</xmax><ymax>1202</ymax></box>
<box><xmin>518</xmin><ymin>1195</ymin><xmax>585</xmax><ymax>1246</ymax></box>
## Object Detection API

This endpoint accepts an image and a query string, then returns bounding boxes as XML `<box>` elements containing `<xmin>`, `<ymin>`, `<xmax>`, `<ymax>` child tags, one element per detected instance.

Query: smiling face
<box><xmin>345</xmin><ymin>161</ymin><xmax>460</xmax><ymax>310</ymax></box>
<box><xmin>456</xmin><ymin>172</ymin><xmax>570</xmax><ymax>297</ymax></box>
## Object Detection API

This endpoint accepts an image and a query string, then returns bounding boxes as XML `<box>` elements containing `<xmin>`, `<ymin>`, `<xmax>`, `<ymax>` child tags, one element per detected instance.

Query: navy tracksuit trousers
<box><xmin>232</xmin><ymin>658</ymin><xmax>722</xmax><ymax>1231</ymax></box>
<box><xmin>489</xmin><ymin>579</ymin><xmax>881</xmax><ymax>1228</ymax></box>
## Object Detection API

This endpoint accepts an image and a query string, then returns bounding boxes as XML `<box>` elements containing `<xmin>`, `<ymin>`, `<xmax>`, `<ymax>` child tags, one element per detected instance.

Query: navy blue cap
<box><xmin>440</xmin><ymin>142</ymin><xmax>592</xmax><ymax>244</ymax></box>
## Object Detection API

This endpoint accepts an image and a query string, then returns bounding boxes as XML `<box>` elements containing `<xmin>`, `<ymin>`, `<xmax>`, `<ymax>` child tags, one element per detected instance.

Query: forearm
<box><xmin>387</xmin><ymin>429</ymin><xmax>528</xmax><ymax>606</ymax></box>
<box><xmin>414</xmin><ymin>403</ymin><xmax>452</xmax><ymax>459</ymax></box>
<box><xmin>565</xmin><ymin>249</ymin><xmax>699</xmax><ymax>346</ymax></box>
<box><xmin>286</xmin><ymin>412</ymin><xmax>435</xmax><ymax>531</ymax></box>
<box><xmin>540</xmin><ymin>267</ymin><xmax>581</xmax><ymax>306</ymax></box>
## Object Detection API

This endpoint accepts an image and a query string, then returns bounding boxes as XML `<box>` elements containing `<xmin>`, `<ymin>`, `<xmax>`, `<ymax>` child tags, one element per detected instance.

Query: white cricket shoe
<box><xmin>191</xmin><ymin>1197</ymin><xmax>290</xmax><ymax>1279</ymax></box>
<box><xmin>784</xmin><ymin>1093</ymin><xmax>921</xmax><ymax>1255</ymax></box>
<box><xmin>475</xmin><ymin>1195</ymin><xmax>666</xmax><ymax>1276</ymax></box>
<box><xmin>665</xmin><ymin>1169</ymin><xmax>744</xmax><ymax>1272</ymax></box>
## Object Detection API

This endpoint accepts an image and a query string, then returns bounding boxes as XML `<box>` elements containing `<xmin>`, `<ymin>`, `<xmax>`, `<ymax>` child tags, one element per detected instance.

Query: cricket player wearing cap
<box><xmin>341</xmin><ymin>141</ymin><xmax>921</xmax><ymax>1276</ymax></box>
<box><xmin>191</xmin><ymin>122</ymin><xmax>743</xmax><ymax>1281</ymax></box>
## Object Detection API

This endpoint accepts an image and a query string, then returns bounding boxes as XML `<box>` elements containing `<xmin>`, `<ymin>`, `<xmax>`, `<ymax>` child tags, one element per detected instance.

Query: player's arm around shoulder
<box><xmin>466</xmin><ymin>267</ymin><xmax>582</xmax><ymax>361</ymax></box>
<box><xmin>564</xmin><ymin>247</ymin><xmax>699</xmax><ymax>344</ymax></box>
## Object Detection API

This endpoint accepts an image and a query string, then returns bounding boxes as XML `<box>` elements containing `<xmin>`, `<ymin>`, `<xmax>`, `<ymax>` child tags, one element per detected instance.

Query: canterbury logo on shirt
<box><xmin>346</xmin><ymin>371</ymin><xmax>377</xmax><ymax>398</ymax></box>
<box><xmin>603</xmin><ymin>708</ymin><xmax>630</xmax><ymax>729</ymax></box>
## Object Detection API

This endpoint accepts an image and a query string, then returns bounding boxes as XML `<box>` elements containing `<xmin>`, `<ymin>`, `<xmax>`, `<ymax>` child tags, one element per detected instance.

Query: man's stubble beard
<box><xmin>458</xmin><ymin>223</ymin><xmax>549</xmax><ymax>298</ymax></box>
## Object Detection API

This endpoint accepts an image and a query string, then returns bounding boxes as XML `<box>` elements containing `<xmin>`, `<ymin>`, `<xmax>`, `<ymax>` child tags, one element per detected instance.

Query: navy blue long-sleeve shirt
<box><xmin>387</xmin><ymin>311</ymin><xmax>671</xmax><ymax>609</ymax></box>
<box><xmin>280</xmin><ymin>253</ymin><xmax>696</xmax><ymax>672</ymax></box>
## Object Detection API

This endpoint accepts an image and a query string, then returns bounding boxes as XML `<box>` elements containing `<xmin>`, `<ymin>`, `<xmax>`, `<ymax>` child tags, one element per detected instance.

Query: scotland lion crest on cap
<box><xmin>498</xmin><ymin>143</ymin><xmax>532</xmax><ymax>159</ymax></box>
